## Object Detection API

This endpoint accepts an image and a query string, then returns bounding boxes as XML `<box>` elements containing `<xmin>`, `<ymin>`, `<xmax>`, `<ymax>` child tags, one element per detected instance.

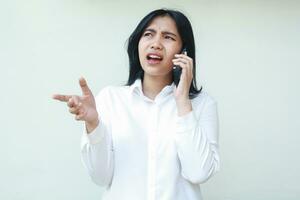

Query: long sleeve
<box><xmin>175</xmin><ymin>96</ymin><xmax>220</xmax><ymax>184</ymax></box>
<box><xmin>80</xmin><ymin>88</ymin><xmax>114</xmax><ymax>187</ymax></box>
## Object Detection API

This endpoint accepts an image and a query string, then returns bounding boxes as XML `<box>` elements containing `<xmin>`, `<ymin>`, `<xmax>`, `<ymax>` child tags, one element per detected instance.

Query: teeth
<box><xmin>149</xmin><ymin>55</ymin><xmax>161</xmax><ymax>59</ymax></box>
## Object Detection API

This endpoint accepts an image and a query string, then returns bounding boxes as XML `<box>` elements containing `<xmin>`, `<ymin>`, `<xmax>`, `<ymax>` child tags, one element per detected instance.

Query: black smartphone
<box><xmin>172</xmin><ymin>47</ymin><xmax>187</xmax><ymax>86</ymax></box>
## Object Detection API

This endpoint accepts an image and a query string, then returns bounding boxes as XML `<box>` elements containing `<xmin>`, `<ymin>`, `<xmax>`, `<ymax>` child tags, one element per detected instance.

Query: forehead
<box><xmin>146</xmin><ymin>15</ymin><xmax>179</xmax><ymax>33</ymax></box>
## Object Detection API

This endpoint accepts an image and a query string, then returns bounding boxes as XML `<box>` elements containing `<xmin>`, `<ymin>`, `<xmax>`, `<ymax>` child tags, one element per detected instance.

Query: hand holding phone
<box><xmin>172</xmin><ymin>47</ymin><xmax>187</xmax><ymax>86</ymax></box>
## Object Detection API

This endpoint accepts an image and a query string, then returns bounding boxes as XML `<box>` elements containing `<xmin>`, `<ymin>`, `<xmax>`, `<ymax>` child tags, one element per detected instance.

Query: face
<box><xmin>138</xmin><ymin>15</ymin><xmax>183</xmax><ymax>80</ymax></box>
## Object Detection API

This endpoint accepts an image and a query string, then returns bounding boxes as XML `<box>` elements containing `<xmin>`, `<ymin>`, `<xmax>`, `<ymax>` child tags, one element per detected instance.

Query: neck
<box><xmin>142</xmin><ymin>74</ymin><xmax>172</xmax><ymax>100</ymax></box>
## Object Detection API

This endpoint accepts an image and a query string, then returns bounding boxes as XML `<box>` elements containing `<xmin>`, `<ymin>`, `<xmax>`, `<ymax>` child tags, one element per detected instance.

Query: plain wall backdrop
<box><xmin>1</xmin><ymin>0</ymin><xmax>299</xmax><ymax>199</ymax></box>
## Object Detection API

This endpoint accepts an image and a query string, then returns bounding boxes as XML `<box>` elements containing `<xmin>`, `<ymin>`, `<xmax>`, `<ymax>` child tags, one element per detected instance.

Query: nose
<box><xmin>150</xmin><ymin>37</ymin><xmax>163</xmax><ymax>50</ymax></box>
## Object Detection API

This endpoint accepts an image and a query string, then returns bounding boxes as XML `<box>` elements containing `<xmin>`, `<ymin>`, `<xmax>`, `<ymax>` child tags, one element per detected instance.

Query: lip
<box><xmin>146</xmin><ymin>52</ymin><xmax>163</xmax><ymax>59</ymax></box>
<box><xmin>147</xmin><ymin>59</ymin><xmax>162</xmax><ymax>65</ymax></box>
<box><xmin>146</xmin><ymin>52</ymin><xmax>163</xmax><ymax>65</ymax></box>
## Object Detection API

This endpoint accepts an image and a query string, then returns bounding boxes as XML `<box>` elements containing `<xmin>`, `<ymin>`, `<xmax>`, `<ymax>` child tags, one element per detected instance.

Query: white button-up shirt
<box><xmin>81</xmin><ymin>79</ymin><xmax>220</xmax><ymax>200</ymax></box>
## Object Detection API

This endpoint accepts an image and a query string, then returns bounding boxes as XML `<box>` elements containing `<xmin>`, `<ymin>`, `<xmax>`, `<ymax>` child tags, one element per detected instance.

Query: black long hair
<box><xmin>126</xmin><ymin>8</ymin><xmax>202</xmax><ymax>99</ymax></box>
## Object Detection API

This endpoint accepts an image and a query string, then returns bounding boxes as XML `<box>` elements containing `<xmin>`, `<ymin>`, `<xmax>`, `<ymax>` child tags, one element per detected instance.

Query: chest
<box><xmin>109</xmin><ymin>96</ymin><xmax>178</xmax><ymax>149</ymax></box>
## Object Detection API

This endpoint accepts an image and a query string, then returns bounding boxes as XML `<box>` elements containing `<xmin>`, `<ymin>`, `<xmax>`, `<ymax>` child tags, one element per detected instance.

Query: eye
<box><xmin>143</xmin><ymin>32</ymin><xmax>152</xmax><ymax>37</ymax></box>
<box><xmin>165</xmin><ymin>35</ymin><xmax>175</xmax><ymax>41</ymax></box>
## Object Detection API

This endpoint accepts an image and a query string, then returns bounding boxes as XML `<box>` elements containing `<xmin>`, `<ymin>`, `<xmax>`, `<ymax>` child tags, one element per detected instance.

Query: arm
<box><xmin>80</xmin><ymin>87</ymin><xmax>114</xmax><ymax>187</ymax></box>
<box><xmin>175</xmin><ymin>97</ymin><xmax>220</xmax><ymax>184</ymax></box>
<box><xmin>81</xmin><ymin>118</ymin><xmax>114</xmax><ymax>187</ymax></box>
<box><xmin>53</xmin><ymin>78</ymin><xmax>114</xmax><ymax>187</ymax></box>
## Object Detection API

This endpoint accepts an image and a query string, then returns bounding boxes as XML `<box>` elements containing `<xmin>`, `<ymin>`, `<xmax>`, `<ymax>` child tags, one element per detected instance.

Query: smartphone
<box><xmin>172</xmin><ymin>47</ymin><xmax>187</xmax><ymax>86</ymax></box>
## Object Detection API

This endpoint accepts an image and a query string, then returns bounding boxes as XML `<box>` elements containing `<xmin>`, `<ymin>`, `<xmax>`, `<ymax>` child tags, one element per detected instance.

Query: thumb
<box><xmin>79</xmin><ymin>77</ymin><xmax>92</xmax><ymax>96</ymax></box>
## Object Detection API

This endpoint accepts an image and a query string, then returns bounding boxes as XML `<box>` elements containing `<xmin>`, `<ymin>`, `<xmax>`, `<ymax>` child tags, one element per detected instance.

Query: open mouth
<box><xmin>146</xmin><ymin>53</ymin><xmax>163</xmax><ymax>64</ymax></box>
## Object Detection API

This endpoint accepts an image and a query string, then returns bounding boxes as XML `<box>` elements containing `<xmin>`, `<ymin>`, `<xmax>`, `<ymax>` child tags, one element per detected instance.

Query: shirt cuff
<box><xmin>176</xmin><ymin>111</ymin><xmax>198</xmax><ymax>133</ymax></box>
<box><xmin>82</xmin><ymin>121</ymin><xmax>105</xmax><ymax>144</ymax></box>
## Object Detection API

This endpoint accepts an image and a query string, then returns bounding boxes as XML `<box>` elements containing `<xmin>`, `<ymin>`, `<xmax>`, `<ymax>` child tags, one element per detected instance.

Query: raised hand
<box><xmin>52</xmin><ymin>77</ymin><xmax>99</xmax><ymax>133</ymax></box>
<box><xmin>172</xmin><ymin>51</ymin><xmax>193</xmax><ymax>116</ymax></box>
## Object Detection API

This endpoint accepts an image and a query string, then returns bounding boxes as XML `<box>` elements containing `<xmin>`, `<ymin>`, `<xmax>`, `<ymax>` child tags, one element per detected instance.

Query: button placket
<box><xmin>147</xmin><ymin>103</ymin><xmax>160</xmax><ymax>200</ymax></box>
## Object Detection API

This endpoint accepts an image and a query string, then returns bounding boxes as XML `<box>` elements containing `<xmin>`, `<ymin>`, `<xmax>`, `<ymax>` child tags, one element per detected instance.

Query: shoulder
<box><xmin>192</xmin><ymin>90</ymin><xmax>217</xmax><ymax>105</ymax></box>
<box><xmin>192</xmin><ymin>91</ymin><xmax>218</xmax><ymax>117</ymax></box>
<box><xmin>191</xmin><ymin>90</ymin><xmax>218</xmax><ymax>113</ymax></box>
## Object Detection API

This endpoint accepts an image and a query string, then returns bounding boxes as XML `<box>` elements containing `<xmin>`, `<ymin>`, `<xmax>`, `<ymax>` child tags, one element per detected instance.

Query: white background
<box><xmin>1</xmin><ymin>0</ymin><xmax>299</xmax><ymax>199</ymax></box>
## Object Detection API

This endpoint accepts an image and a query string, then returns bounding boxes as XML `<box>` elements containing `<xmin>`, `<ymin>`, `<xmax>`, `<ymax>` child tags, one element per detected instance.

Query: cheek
<box><xmin>137</xmin><ymin>46</ymin><xmax>143</xmax><ymax>64</ymax></box>
<box><xmin>138</xmin><ymin>42</ymin><xmax>146</xmax><ymax>60</ymax></box>
<box><xmin>166</xmin><ymin>47</ymin><xmax>180</xmax><ymax>63</ymax></box>
<box><xmin>165</xmin><ymin>50</ymin><xmax>177</xmax><ymax>63</ymax></box>
<box><xmin>164</xmin><ymin>49</ymin><xmax>180</xmax><ymax>69</ymax></box>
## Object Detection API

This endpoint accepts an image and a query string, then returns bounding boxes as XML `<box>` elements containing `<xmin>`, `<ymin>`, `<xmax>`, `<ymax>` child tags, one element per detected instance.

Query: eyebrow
<box><xmin>144</xmin><ymin>28</ymin><xmax>178</xmax><ymax>37</ymax></box>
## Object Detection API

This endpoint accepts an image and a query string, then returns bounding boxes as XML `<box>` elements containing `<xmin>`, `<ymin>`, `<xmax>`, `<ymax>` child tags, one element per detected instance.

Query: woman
<box><xmin>53</xmin><ymin>8</ymin><xmax>220</xmax><ymax>200</ymax></box>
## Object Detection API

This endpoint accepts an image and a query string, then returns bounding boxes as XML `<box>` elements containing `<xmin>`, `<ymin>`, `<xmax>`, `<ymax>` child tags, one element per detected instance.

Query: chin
<box><xmin>141</xmin><ymin>62</ymin><xmax>171</xmax><ymax>74</ymax></box>
<box><xmin>143</xmin><ymin>69</ymin><xmax>172</xmax><ymax>79</ymax></box>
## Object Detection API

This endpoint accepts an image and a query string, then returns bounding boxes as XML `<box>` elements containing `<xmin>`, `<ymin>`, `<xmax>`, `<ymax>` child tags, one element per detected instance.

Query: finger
<box><xmin>52</xmin><ymin>94</ymin><xmax>72</xmax><ymax>102</ymax></box>
<box><xmin>75</xmin><ymin>111</ymin><xmax>85</xmax><ymax>121</ymax></box>
<box><xmin>79</xmin><ymin>77</ymin><xmax>92</xmax><ymax>96</ymax></box>
<box><xmin>72</xmin><ymin>95</ymin><xmax>80</xmax><ymax>106</ymax></box>
<box><xmin>173</xmin><ymin>61</ymin><xmax>188</xmax><ymax>69</ymax></box>
<box><xmin>174</xmin><ymin>61</ymin><xmax>190</xmax><ymax>83</ymax></box>
<box><xmin>180</xmin><ymin>67</ymin><xmax>188</xmax><ymax>81</ymax></box>
<box><xmin>75</xmin><ymin>114</ymin><xmax>82</xmax><ymax>121</ymax></box>
<box><xmin>68</xmin><ymin>95</ymin><xmax>81</xmax><ymax>107</ymax></box>
<box><xmin>174</xmin><ymin>53</ymin><xmax>190</xmax><ymax>58</ymax></box>
<box><xmin>175</xmin><ymin>54</ymin><xmax>193</xmax><ymax>62</ymax></box>
<box><xmin>172</xmin><ymin>58</ymin><xmax>188</xmax><ymax>65</ymax></box>
<box><xmin>177</xmin><ymin>58</ymin><xmax>192</xmax><ymax>77</ymax></box>
<box><xmin>173</xmin><ymin>58</ymin><xmax>193</xmax><ymax>78</ymax></box>
<box><xmin>67</xmin><ymin>98</ymin><xmax>75</xmax><ymax>108</ymax></box>
<box><xmin>69</xmin><ymin>106</ymin><xmax>80</xmax><ymax>115</ymax></box>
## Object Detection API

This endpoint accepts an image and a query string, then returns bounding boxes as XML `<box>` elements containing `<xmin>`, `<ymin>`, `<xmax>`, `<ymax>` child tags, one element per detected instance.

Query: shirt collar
<box><xmin>129</xmin><ymin>78</ymin><xmax>143</xmax><ymax>95</ymax></box>
<box><xmin>129</xmin><ymin>79</ymin><xmax>175</xmax><ymax>100</ymax></box>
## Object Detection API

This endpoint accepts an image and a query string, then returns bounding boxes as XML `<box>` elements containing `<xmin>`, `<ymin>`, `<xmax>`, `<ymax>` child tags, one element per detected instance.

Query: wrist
<box><xmin>176</xmin><ymin>99</ymin><xmax>192</xmax><ymax>116</ymax></box>
<box><xmin>86</xmin><ymin>118</ymin><xmax>99</xmax><ymax>134</ymax></box>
